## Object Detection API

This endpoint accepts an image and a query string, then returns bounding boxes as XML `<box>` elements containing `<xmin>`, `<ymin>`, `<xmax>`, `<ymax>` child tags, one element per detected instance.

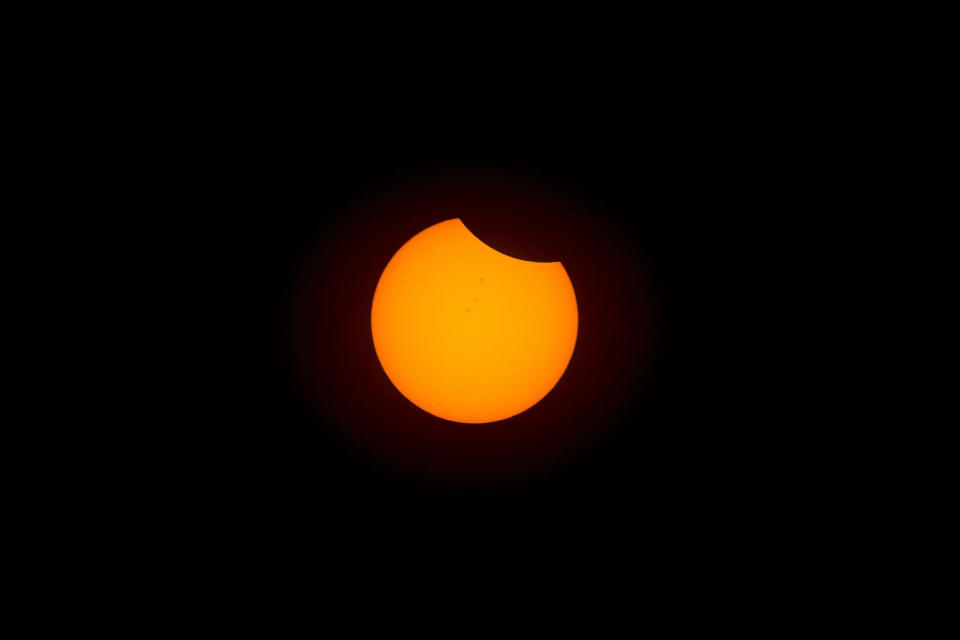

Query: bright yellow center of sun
<box><xmin>371</xmin><ymin>218</ymin><xmax>578</xmax><ymax>423</ymax></box>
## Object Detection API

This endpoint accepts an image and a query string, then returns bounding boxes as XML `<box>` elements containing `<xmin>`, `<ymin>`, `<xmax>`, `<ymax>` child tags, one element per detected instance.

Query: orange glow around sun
<box><xmin>371</xmin><ymin>219</ymin><xmax>578</xmax><ymax>423</ymax></box>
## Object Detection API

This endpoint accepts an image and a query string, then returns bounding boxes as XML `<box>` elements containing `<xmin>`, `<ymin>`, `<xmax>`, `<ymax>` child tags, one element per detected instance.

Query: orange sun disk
<box><xmin>371</xmin><ymin>218</ymin><xmax>578</xmax><ymax>423</ymax></box>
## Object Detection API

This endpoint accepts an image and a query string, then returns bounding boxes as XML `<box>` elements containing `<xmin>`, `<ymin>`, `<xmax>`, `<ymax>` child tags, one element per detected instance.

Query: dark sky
<box><xmin>154</xmin><ymin>69</ymin><xmax>808</xmax><ymax>564</ymax></box>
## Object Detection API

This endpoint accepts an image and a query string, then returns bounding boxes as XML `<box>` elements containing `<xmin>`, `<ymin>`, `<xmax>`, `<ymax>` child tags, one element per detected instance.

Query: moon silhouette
<box><xmin>371</xmin><ymin>218</ymin><xmax>578</xmax><ymax>423</ymax></box>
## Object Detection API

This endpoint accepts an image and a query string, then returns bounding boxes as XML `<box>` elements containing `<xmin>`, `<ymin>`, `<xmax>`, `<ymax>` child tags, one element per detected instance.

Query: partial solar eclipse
<box><xmin>371</xmin><ymin>219</ymin><xmax>578</xmax><ymax>423</ymax></box>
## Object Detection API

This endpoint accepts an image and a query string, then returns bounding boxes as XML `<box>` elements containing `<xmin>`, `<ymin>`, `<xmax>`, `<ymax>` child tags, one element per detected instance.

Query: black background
<box><xmin>21</xmin><ymin>9</ymin><xmax>892</xmax><ymax>619</ymax></box>
<box><xmin>150</xmin><ymin>63</ymin><xmax>807</xmax><ymax>565</ymax></box>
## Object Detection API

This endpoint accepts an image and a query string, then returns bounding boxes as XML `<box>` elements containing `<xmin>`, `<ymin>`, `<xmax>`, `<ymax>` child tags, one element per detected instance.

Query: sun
<box><xmin>371</xmin><ymin>218</ymin><xmax>578</xmax><ymax>423</ymax></box>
